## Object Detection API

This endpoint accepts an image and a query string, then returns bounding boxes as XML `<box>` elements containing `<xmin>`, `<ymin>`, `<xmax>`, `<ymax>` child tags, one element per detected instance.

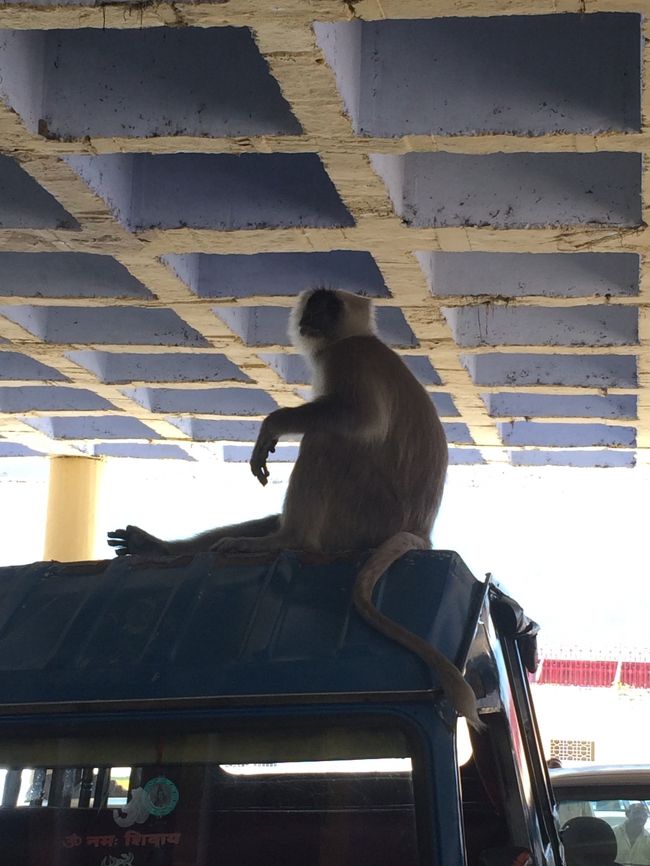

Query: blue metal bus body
<box><xmin>0</xmin><ymin>550</ymin><xmax>561</xmax><ymax>866</ymax></box>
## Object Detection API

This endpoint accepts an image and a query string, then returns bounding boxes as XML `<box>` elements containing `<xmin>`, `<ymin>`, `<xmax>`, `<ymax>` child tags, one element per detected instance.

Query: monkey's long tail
<box><xmin>352</xmin><ymin>532</ymin><xmax>485</xmax><ymax>732</ymax></box>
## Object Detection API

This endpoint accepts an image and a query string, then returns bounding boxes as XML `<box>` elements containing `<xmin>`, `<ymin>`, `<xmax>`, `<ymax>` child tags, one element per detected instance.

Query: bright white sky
<box><xmin>1</xmin><ymin>456</ymin><xmax>649</xmax><ymax>651</ymax></box>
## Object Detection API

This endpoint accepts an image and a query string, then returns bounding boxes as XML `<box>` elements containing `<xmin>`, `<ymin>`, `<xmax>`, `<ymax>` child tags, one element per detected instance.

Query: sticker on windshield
<box><xmin>143</xmin><ymin>777</ymin><xmax>180</xmax><ymax>817</ymax></box>
<box><xmin>113</xmin><ymin>777</ymin><xmax>179</xmax><ymax>827</ymax></box>
<box><xmin>100</xmin><ymin>856</ymin><xmax>134</xmax><ymax>866</ymax></box>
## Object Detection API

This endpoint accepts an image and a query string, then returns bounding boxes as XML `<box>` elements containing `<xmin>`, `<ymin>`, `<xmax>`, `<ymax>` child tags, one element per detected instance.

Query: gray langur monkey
<box><xmin>108</xmin><ymin>288</ymin><xmax>482</xmax><ymax>729</ymax></box>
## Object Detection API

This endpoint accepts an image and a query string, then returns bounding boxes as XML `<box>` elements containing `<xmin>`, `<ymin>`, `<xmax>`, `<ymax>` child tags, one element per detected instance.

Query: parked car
<box><xmin>551</xmin><ymin>764</ymin><xmax>650</xmax><ymax>835</ymax></box>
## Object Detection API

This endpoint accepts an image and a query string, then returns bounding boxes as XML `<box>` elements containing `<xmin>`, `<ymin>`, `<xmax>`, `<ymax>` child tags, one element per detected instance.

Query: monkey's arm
<box><xmin>107</xmin><ymin>515</ymin><xmax>282</xmax><ymax>556</ymax></box>
<box><xmin>251</xmin><ymin>396</ymin><xmax>375</xmax><ymax>485</ymax></box>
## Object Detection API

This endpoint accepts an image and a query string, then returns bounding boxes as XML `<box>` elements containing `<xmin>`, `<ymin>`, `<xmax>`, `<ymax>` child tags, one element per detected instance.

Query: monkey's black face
<box><xmin>299</xmin><ymin>289</ymin><xmax>343</xmax><ymax>339</ymax></box>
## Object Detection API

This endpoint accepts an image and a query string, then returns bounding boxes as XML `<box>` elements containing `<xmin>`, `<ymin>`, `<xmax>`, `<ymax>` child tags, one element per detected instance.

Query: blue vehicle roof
<box><xmin>0</xmin><ymin>550</ymin><xmax>486</xmax><ymax>707</ymax></box>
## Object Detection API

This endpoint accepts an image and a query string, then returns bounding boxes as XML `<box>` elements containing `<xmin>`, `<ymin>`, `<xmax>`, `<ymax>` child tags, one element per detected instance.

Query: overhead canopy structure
<box><xmin>0</xmin><ymin>0</ymin><xmax>646</xmax><ymax>469</ymax></box>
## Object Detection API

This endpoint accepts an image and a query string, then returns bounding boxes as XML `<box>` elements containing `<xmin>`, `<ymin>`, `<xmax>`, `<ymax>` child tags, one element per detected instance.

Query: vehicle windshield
<box><xmin>557</xmin><ymin>793</ymin><xmax>650</xmax><ymax>866</ymax></box>
<box><xmin>0</xmin><ymin>720</ymin><xmax>423</xmax><ymax>866</ymax></box>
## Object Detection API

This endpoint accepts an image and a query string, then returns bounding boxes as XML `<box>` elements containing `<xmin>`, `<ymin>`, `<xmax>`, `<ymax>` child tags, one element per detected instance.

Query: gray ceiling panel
<box><xmin>317</xmin><ymin>15</ymin><xmax>640</xmax><ymax>136</ymax></box>
<box><xmin>0</xmin><ymin>28</ymin><xmax>301</xmax><ymax>139</ymax></box>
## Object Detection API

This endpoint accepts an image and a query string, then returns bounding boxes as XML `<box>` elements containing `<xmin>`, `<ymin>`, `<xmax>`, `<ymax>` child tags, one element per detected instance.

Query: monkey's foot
<box><xmin>107</xmin><ymin>525</ymin><xmax>170</xmax><ymax>557</ymax></box>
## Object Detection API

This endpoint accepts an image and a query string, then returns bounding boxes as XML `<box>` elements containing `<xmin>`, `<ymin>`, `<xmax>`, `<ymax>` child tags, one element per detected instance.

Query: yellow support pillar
<box><xmin>44</xmin><ymin>456</ymin><xmax>103</xmax><ymax>562</ymax></box>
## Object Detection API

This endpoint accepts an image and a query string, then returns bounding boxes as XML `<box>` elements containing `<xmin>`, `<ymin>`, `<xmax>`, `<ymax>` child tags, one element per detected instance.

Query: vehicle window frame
<box><xmin>0</xmin><ymin>706</ymin><xmax>441</xmax><ymax>866</ymax></box>
<box><xmin>495</xmin><ymin>627</ymin><xmax>564</xmax><ymax>865</ymax></box>
<box><xmin>553</xmin><ymin>785</ymin><xmax>650</xmax><ymax>806</ymax></box>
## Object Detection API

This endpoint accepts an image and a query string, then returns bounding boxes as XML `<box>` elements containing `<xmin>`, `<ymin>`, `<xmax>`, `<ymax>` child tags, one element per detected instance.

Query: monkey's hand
<box><xmin>107</xmin><ymin>525</ymin><xmax>170</xmax><ymax>557</ymax></box>
<box><xmin>250</xmin><ymin>415</ymin><xmax>279</xmax><ymax>486</ymax></box>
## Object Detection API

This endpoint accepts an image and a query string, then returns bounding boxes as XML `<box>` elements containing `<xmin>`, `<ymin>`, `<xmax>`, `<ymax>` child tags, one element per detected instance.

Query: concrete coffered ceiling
<box><xmin>0</xmin><ymin>0</ymin><xmax>648</xmax><ymax>469</ymax></box>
